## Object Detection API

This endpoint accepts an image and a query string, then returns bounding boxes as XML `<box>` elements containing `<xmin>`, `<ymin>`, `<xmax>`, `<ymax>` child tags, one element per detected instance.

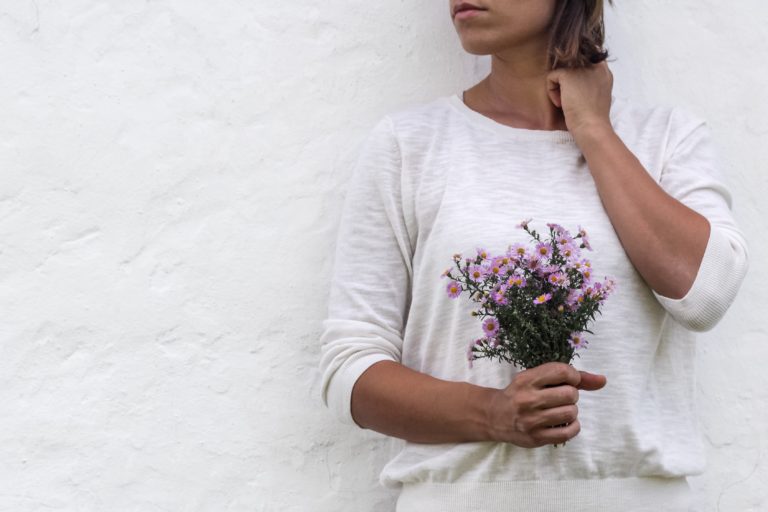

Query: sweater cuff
<box><xmin>652</xmin><ymin>226</ymin><xmax>745</xmax><ymax>332</ymax></box>
<box><xmin>326</xmin><ymin>353</ymin><xmax>398</xmax><ymax>428</ymax></box>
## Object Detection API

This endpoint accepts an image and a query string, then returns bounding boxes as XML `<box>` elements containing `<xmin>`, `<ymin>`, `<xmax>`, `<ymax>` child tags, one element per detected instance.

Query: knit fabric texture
<box><xmin>318</xmin><ymin>92</ymin><xmax>750</xmax><ymax>511</ymax></box>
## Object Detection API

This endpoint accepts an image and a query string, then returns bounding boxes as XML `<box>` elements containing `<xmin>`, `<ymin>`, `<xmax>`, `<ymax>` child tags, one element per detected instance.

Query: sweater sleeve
<box><xmin>318</xmin><ymin>115</ymin><xmax>413</xmax><ymax>427</ymax></box>
<box><xmin>651</xmin><ymin>107</ymin><xmax>750</xmax><ymax>332</ymax></box>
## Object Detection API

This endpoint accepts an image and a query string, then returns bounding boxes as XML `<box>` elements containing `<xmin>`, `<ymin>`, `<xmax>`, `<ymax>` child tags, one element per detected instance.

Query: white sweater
<box><xmin>318</xmin><ymin>92</ymin><xmax>750</xmax><ymax>511</ymax></box>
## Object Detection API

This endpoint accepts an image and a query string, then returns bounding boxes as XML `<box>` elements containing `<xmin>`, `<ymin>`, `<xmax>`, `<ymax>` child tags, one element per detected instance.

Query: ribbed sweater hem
<box><xmin>395</xmin><ymin>476</ymin><xmax>692</xmax><ymax>512</ymax></box>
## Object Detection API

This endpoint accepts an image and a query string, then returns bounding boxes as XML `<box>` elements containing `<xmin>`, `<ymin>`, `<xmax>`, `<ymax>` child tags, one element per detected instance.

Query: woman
<box><xmin>318</xmin><ymin>1</ymin><xmax>750</xmax><ymax>510</ymax></box>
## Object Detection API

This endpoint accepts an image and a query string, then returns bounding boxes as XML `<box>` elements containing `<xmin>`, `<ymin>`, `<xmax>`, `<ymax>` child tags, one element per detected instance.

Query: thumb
<box><xmin>546</xmin><ymin>72</ymin><xmax>562</xmax><ymax>108</ymax></box>
<box><xmin>547</xmin><ymin>88</ymin><xmax>561</xmax><ymax>109</ymax></box>
<box><xmin>577</xmin><ymin>371</ymin><xmax>607</xmax><ymax>391</ymax></box>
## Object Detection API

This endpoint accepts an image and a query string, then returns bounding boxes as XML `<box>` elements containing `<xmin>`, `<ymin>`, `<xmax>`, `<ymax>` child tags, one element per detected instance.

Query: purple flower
<box><xmin>540</xmin><ymin>263</ymin><xmax>560</xmax><ymax>274</ymax></box>
<box><xmin>533</xmin><ymin>293</ymin><xmax>552</xmax><ymax>305</ymax></box>
<box><xmin>555</xmin><ymin>232</ymin><xmax>575</xmax><ymax>248</ymax></box>
<box><xmin>482</xmin><ymin>317</ymin><xmax>500</xmax><ymax>337</ymax></box>
<box><xmin>568</xmin><ymin>332</ymin><xmax>588</xmax><ymax>350</ymax></box>
<box><xmin>547</xmin><ymin>272</ymin><xmax>567</xmax><ymax>286</ymax></box>
<box><xmin>516</xmin><ymin>218</ymin><xmax>532</xmax><ymax>229</ymax></box>
<box><xmin>559</xmin><ymin>242</ymin><xmax>579</xmax><ymax>261</ymax></box>
<box><xmin>468</xmin><ymin>265</ymin><xmax>486</xmax><ymax>283</ymax></box>
<box><xmin>534</xmin><ymin>242</ymin><xmax>551</xmax><ymax>258</ymax></box>
<box><xmin>547</xmin><ymin>222</ymin><xmax>566</xmax><ymax>235</ymax></box>
<box><xmin>526</xmin><ymin>255</ymin><xmax>542</xmax><ymax>271</ymax></box>
<box><xmin>467</xmin><ymin>339</ymin><xmax>478</xmax><ymax>368</ymax></box>
<box><xmin>476</xmin><ymin>247</ymin><xmax>490</xmax><ymax>261</ymax></box>
<box><xmin>578</xmin><ymin>225</ymin><xmax>592</xmax><ymax>251</ymax></box>
<box><xmin>498</xmin><ymin>255</ymin><xmax>513</xmax><ymax>267</ymax></box>
<box><xmin>492</xmin><ymin>287</ymin><xmax>508</xmax><ymax>305</ymax></box>
<box><xmin>507</xmin><ymin>243</ymin><xmax>527</xmax><ymax>261</ymax></box>
<box><xmin>486</xmin><ymin>259</ymin><xmax>505</xmax><ymax>277</ymax></box>
<box><xmin>446</xmin><ymin>280</ymin><xmax>462</xmax><ymax>299</ymax></box>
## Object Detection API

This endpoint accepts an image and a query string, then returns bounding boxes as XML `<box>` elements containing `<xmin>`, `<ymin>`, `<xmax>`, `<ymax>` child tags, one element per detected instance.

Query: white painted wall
<box><xmin>0</xmin><ymin>1</ymin><xmax>764</xmax><ymax>511</ymax></box>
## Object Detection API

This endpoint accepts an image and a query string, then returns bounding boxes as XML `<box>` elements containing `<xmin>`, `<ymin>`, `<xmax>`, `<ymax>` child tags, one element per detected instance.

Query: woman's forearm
<box><xmin>573</xmin><ymin>123</ymin><xmax>710</xmax><ymax>299</ymax></box>
<box><xmin>351</xmin><ymin>360</ymin><xmax>497</xmax><ymax>444</ymax></box>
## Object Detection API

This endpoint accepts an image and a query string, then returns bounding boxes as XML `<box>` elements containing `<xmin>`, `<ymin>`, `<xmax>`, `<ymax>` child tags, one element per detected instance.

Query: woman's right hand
<box><xmin>484</xmin><ymin>362</ymin><xmax>607</xmax><ymax>448</ymax></box>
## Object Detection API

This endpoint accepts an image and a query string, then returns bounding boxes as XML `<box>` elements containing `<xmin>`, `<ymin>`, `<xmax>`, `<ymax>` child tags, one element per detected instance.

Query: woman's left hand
<box><xmin>546</xmin><ymin>61</ymin><xmax>614</xmax><ymax>137</ymax></box>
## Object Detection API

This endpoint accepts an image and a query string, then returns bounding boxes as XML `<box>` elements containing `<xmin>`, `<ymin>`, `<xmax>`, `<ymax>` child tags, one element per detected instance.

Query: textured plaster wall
<box><xmin>0</xmin><ymin>1</ymin><xmax>764</xmax><ymax>511</ymax></box>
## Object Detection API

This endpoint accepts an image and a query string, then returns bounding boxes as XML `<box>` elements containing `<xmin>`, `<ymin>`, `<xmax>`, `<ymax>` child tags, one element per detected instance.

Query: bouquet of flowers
<box><xmin>441</xmin><ymin>219</ymin><xmax>617</xmax><ymax>447</ymax></box>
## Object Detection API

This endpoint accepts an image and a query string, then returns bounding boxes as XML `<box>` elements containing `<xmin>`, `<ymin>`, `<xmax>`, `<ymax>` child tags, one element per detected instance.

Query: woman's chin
<box><xmin>457</xmin><ymin>39</ymin><xmax>497</xmax><ymax>56</ymax></box>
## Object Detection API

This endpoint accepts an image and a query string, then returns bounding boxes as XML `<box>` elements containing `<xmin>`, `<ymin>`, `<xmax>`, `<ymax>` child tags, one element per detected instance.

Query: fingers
<box><xmin>532</xmin><ymin>418</ymin><xmax>581</xmax><ymax>445</ymax></box>
<box><xmin>533</xmin><ymin>383</ymin><xmax>579</xmax><ymax>410</ymax></box>
<box><xmin>532</xmin><ymin>404</ymin><xmax>578</xmax><ymax>430</ymax></box>
<box><xmin>528</xmin><ymin>362</ymin><xmax>581</xmax><ymax>389</ymax></box>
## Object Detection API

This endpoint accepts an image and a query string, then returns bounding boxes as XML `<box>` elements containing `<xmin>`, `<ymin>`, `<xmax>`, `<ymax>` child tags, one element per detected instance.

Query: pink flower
<box><xmin>467</xmin><ymin>339</ymin><xmax>478</xmax><ymax>368</ymax></box>
<box><xmin>507</xmin><ymin>274</ymin><xmax>527</xmax><ymax>288</ymax></box>
<box><xmin>497</xmin><ymin>255</ymin><xmax>513</xmax><ymax>267</ymax></box>
<box><xmin>554</xmin><ymin>231</ymin><xmax>575</xmax><ymax>247</ymax></box>
<box><xmin>568</xmin><ymin>332</ymin><xmax>589</xmax><ymax>350</ymax></box>
<box><xmin>533</xmin><ymin>293</ymin><xmax>552</xmax><ymax>305</ymax></box>
<box><xmin>516</xmin><ymin>218</ymin><xmax>532</xmax><ymax>229</ymax></box>
<box><xmin>526</xmin><ymin>255</ymin><xmax>542</xmax><ymax>271</ymax></box>
<box><xmin>539</xmin><ymin>263</ymin><xmax>560</xmax><ymax>274</ymax></box>
<box><xmin>535</xmin><ymin>242</ymin><xmax>551</xmax><ymax>258</ymax></box>
<box><xmin>482</xmin><ymin>317</ymin><xmax>500</xmax><ymax>337</ymax></box>
<box><xmin>547</xmin><ymin>222</ymin><xmax>566</xmax><ymax>235</ymax></box>
<box><xmin>559</xmin><ymin>242</ymin><xmax>579</xmax><ymax>260</ymax></box>
<box><xmin>468</xmin><ymin>265</ymin><xmax>486</xmax><ymax>283</ymax></box>
<box><xmin>578</xmin><ymin>225</ymin><xmax>592</xmax><ymax>251</ymax></box>
<box><xmin>486</xmin><ymin>258</ymin><xmax>505</xmax><ymax>277</ymax></box>
<box><xmin>547</xmin><ymin>272</ymin><xmax>567</xmax><ymax>287</ymax></box>
<box><xmin>446</xmin><ymin>280</ymin><xmax>462</xmax><ymax>299</ymax></box>
<box><xmin>492</xmin><ymin>287</ymin><xmax>508</xmax><ymax>305</ymax></box>
<box><xmin>507</xmin><ymin>243</ymin><xmax>527</xmax><ymax>261</ymax></box>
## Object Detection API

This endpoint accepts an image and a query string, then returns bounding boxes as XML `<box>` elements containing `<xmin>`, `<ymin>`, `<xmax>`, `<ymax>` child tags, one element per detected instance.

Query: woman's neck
<box><xmin>463</xmin><ymin>48</ymin><xmax>567</xmax><ymax>132</ymax></box>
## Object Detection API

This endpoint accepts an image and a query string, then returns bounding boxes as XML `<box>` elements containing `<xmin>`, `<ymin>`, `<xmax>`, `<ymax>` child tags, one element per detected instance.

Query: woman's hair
<box><xmin>547</xmin><ymin>0</ymin><xmax>613</xmax><ymax>69</ymax></box>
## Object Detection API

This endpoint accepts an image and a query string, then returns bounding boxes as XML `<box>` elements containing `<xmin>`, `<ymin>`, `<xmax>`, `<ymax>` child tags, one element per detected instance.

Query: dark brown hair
<box><xmin>547</xmin><ymin>0</ymin><xmax>613</xmax><ymax>69</ymax></box>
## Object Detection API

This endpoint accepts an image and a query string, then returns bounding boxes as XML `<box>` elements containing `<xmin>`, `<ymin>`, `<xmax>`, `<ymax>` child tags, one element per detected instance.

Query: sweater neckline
<box><xmin>447</xmin><ymin>91</ymin><xmax>617</xmax><ymax>145</ymax></box>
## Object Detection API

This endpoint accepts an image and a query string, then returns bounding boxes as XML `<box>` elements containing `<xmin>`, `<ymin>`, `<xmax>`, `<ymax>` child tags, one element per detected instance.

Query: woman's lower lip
<box><xmin>455</xmin><ymin>9</ymin><xmax>486</xmax><ymax>20</ymax></box>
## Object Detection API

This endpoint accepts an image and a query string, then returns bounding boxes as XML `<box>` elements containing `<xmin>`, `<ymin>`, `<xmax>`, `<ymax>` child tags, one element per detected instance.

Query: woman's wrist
<box><xmin>462</xmin><ymin>383</ymin><xmax>500</xmax><ymax>442</ymax></box>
